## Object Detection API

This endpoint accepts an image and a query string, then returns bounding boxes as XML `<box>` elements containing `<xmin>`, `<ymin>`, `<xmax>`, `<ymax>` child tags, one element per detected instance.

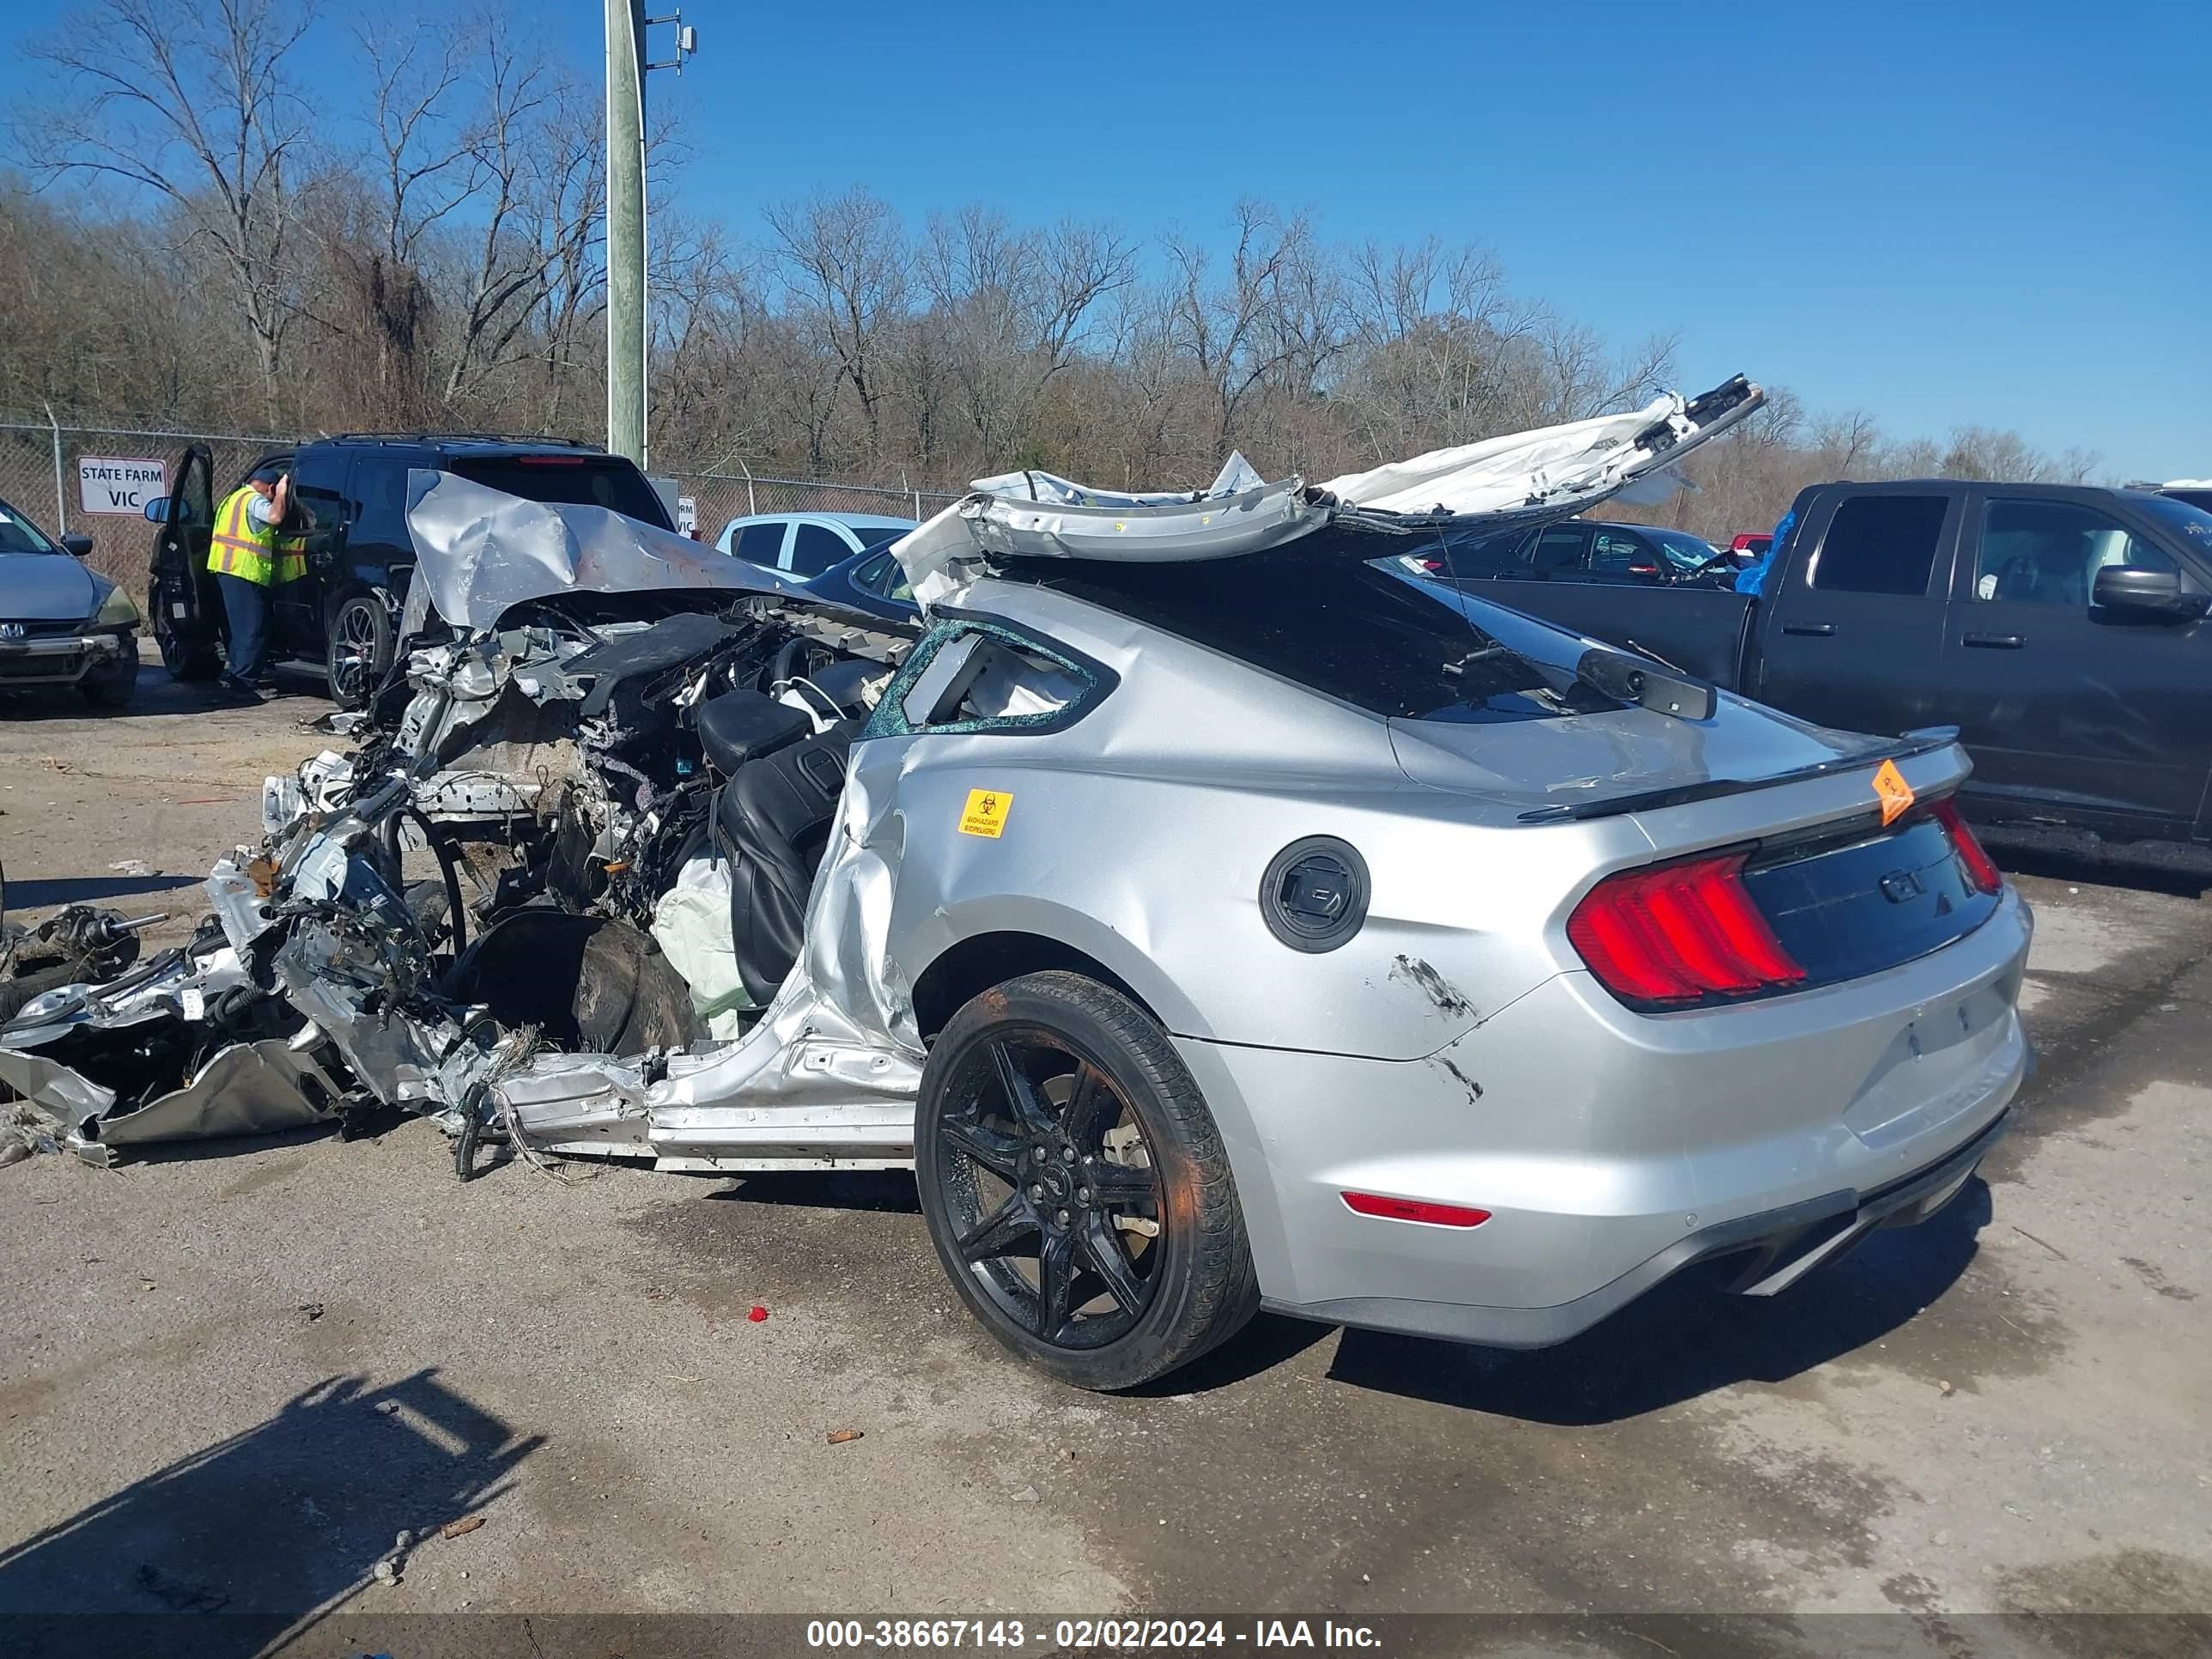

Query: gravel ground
<box><xmin>0</xmin><ymin>659</ymin><xmax>2205</xmax><ymax>1656</ymax></box>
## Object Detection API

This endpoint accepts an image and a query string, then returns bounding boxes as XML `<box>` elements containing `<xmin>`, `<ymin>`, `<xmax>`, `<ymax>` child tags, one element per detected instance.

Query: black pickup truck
<box><xmin>1417</xmin><ymin>480</ymin><xmax>2212</xmax><ymax>854</ymax></box>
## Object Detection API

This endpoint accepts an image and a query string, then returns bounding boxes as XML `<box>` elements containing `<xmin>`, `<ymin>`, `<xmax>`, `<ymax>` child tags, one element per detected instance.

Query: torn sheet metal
<box><xmin>493</xmin><ymin>754</ymin><xmax>925</xmax><ymax>1169</ymax></box>
<box><xmin>72</xmin><ymin>1040</ymin><xmax>341</xmax><ymax>1163</ymax></box>
<box><xmin>1316</xmin><ymin>385</ymin><xmax>1757</xmax><ymax>516</ymax></box>
<box><xmin>398</xmin><ymin>471</ymin><xmax>806</xmax><ymax>634</ymax></box>
<box><xmin>892</xmin><ymin>375</ymin><xmax>1763</xmax><ymax>611</ymax></box>
<box><xmin>968</xmin><ymin>451</ymin><xmax>1265</xmax><ymax>508</ymax></box>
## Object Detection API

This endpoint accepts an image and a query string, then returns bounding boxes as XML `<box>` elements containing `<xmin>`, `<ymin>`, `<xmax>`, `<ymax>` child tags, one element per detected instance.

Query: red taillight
<box><xmin>1341</xmin><ymin>1193</ymin><xmax>1492</xmax><ymax>1228</ymax></box>
<box><xmin>1932</xmin><ymin>799</ymin><xmax>2002</xmax><ymax>895</ymax></box>
<box><xmin>1567</xmin><ymin>852</ymin><xmax>1806</xmax><ymax>1007</ymax></box>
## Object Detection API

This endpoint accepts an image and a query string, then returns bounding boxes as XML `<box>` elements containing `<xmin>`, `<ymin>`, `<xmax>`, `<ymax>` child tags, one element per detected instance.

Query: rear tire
<box><xmin>326</xmin><ymin>593</ymin><xmax>393</xmax><ymax>708</ymax></box>
<box><xmin>915</xmin><ymin>970</ymin><xmax>1258</xmax><ymax>1390</ymax></box>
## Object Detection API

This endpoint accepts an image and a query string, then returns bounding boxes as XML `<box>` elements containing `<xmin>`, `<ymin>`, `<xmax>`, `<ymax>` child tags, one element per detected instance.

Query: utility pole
<box><xmin>605</xmin><ymin>3</ymin><xmax>697</xmax><ymax>468</ymax></box>
<box><xmin>604</xmin><ymin>0</ymin><xmax>647</xmax><ymax>465</ymax></box>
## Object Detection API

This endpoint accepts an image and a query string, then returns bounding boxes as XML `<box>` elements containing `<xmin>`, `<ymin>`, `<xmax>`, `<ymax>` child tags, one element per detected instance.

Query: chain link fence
<box><xmin>0</xmin><ymin>421</ymin><xmax>285</xmax><ymax>588</ymax></box>
<box><xmin>0</xmin><ymin>418</ymin><xmax>968</xmax><ymax>594</ymax></box>
<box><xmin>655</xmin><ymin>465</ymin><xmax>961</xmax><ymax>543</ymax></box>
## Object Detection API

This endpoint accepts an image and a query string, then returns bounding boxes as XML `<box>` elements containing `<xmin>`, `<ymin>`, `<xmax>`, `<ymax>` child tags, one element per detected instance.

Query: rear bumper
<box><xmin>1176</xmin><ymin>884</ymin><xmax>2033</xmax><ymax>1349</ymax></box>
<box><xmin>0</xmin><ymin>629</ymin><xmax>132</xmax><ymax>687</ymax></box>
<box><xmin>1262</xmin><ymin>1105</ymin><xmax>2008</xmax><ymax>1347</ymax></box>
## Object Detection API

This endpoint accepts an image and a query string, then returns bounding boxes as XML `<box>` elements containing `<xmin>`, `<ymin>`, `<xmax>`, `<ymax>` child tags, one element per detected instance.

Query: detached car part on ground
<box><xmin>0</xmin><ymin>376</ymin><xmax>2034</xmax><ymax>1389</ymax></box>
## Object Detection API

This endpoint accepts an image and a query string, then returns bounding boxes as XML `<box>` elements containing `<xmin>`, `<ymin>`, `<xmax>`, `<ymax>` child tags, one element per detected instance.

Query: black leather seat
<box><xmin>714</xmin><ymin>719</ymin><xmax>856</xmax><ymax>1003</ymax></box>
<box><xmin>696</xmin><ymin>687</ymin><xmax>811</xmax><ymax>777</ymax></box>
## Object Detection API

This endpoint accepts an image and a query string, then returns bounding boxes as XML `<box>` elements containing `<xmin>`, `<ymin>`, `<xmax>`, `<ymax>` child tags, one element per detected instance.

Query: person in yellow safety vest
<box><xmin>207</xmin><ymin>465</ymin><xmax>306</xmax><ymax>703</ymax></box>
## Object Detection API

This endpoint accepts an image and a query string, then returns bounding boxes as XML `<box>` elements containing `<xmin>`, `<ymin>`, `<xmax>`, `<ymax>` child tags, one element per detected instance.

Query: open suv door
<box><xmin>149</xmin><ymin>444</ymin><xmax>222</xmax><ymax>681</ymax></box>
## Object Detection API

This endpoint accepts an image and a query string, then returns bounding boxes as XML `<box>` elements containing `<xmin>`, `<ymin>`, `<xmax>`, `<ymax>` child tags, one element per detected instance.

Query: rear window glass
<box><xmin>447</xmin><ymin>456</ymin><xmax>671</xmax><ymax>528</ymax></box>
<box><xmin>1808</xmin><ymin>496</ymin><xmax>1948</xmax><ymax>596</ymax></box>
<box><xmin>1020</xmin><ymin>541</ymin><xmax>1619</xmax><ymax>724</ymax></box>
<box><xmin>852</xmin><ymin>524</ymin><xmax>912</xmax><ymax>551</ymax></box>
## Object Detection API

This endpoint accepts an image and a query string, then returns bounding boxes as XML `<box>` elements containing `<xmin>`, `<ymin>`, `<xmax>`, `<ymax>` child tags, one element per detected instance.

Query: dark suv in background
<box><xmin>149</xmin><ymin>434</ymin><xmax>675</xmax><ymax>704</ymax></box>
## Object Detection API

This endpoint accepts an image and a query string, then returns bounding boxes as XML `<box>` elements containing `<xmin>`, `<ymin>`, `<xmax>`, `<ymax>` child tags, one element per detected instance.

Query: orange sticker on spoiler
<box><xmin>1873</xmin><ymin>758</ymin><xmax>1914</xmax><ymax>826</ymax></box>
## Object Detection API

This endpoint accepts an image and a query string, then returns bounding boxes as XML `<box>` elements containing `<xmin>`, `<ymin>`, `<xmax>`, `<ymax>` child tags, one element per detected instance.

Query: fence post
<box><xmin>739</xmin><ymin>458</ymin><xmax>756</xmax><ymax>516</ymax></box>
<box><xmin>44</xmin><ymin>404</ymin><xmax>64</xmax><ymax>532</ymax></box>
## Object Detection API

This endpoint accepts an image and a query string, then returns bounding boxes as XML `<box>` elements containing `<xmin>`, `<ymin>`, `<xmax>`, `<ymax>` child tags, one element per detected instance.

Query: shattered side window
<box><xmin>863</xmin><ymin>618</ymin><xmax>1107</xmax><ymax>740</ymax></box>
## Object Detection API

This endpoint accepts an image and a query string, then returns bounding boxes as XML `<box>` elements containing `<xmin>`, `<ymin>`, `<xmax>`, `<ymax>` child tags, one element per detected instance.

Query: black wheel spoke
<box><xmin>1079</xmin><ymin>1214</ymin><xmax>1148</xmax><ymax>1316</ymax></box>
<box><xmin>942</xmin><ymin>1114</ymin><xmax>1024</xmax><ymax>1181</ymax></box>
<box><xmin>1035</xmin><ymin>1227</ymin><xmax>1078</xmax><ymax>1340</ymax></box>
<box><xmin>990</xmin><ymin>1042</ymin><xmax>1056</xmax><ymax>1137</ymax></box>
<box><xmin>1063</xmin><ymin>1061</ymin><xmax>1117</xmax><ymax>1145</ymax></box>
<box><xmin>957</xmin><ymin>1192</ymin><xmax>1039</xmax><ymax>1263</ymax></box>
<box><xmin>1086</xmin><ymin>1158</ymin><xmax>1157</xmax><ymax>1209</ymax></box>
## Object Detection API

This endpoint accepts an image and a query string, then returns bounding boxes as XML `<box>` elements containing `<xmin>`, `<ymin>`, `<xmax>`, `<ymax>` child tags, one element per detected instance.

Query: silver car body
<box><xmin>3</xmin><ymin>377</ymin><xmax>2032</xmax><ymax>1345</ymax></box>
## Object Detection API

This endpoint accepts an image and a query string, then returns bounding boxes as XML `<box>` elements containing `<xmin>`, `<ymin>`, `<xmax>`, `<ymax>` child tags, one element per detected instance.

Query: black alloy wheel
<box><xmin>917</xmin><ymin>971</ymin><xmax>1257</xmax><ymax>1389</ymax></box>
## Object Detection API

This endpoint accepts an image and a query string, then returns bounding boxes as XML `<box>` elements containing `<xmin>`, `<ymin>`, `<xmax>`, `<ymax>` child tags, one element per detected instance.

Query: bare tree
<box><xmin>1809</xmin><ymin>409</ymin><xmax>1880</xmax><ymax>476</ymax></box>
<box><xmin>766</xmin><ymin>188</ymin><xmax>909</xmax><ymax>458</ymax></box>
<box><xmin>25</xmin><ymin>0</ymin><xmax>316</xmax><ymax>422</ymax></box>
<box><xmin>1164</xmin><ymin>200</ymin><xmax>1331</xmax><ymax>453</ymax></box>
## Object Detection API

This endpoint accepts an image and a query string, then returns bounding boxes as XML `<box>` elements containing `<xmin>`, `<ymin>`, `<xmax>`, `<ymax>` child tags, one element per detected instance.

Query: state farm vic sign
<box><xmin>76</xmin><ymin>456</ymin><xmax>167</xmax><ymax>516</ymax></box>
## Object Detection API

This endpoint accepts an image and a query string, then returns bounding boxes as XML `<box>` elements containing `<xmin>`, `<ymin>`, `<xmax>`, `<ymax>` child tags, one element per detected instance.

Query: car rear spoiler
<box><xmin>893</xmin><ymin>375</ymin><xmax>1764</xmax><ymax>611</ymax></box>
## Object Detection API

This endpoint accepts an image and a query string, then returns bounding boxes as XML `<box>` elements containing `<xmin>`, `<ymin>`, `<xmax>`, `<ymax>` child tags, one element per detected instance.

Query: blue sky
<box><xmin>6</xmin><ymin>0</ymin><xmax>2206</xmax><ymax>477</ymax></box>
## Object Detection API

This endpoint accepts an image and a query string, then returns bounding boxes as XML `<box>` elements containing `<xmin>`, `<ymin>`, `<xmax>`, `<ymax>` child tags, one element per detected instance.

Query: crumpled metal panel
<box><xmin>890</xmin><ymin>376</ymin><xmax>1762</xmax><ymax>614</ymax></box>
<box><xmin>84</xmin><ymin>1039</ymin><xmax>337</xmax><ymax>1151</ymax></box>
<box><xmin>398</xmin><ymin>471</ymin><xmax>805</xmax><ymax>633</ymax></box>
<box><xmin>494</xmin><ymin>759</ymin><xmax>926</xmax><ymax>1166</ymax></box>
<box><xmin>0</xmin><ymin>1047</ymin><xmax>114</xmax><ymax>1121</ymax></box>
<box><xmin>1315</xmin><ymin>388</ymin><xmax>1754</xmax><ymax>516</ymax></box>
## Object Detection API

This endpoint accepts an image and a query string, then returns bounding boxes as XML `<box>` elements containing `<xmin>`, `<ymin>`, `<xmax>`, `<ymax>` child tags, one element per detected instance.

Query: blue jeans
<box><xmin>215</xmin><ymin>571</ymin><xmax>270</xmax><ymax>684</ymax></box>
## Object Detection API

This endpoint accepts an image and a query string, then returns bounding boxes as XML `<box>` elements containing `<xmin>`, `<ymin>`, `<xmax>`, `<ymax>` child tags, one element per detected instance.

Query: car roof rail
<box><xmin>313</xmin><ymin>432</ymin><xmax>606</xmax><ymax>450</ymax></box>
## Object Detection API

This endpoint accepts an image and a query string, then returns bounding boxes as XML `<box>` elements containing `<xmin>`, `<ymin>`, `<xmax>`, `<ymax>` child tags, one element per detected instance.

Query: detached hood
<box><xmin>399</xmin><ymin>471</ymin><xmax>806</xmax><ymax>634</ymax></box>
<box><xmin>0</xmin><ymin>552</ymin><xmax>100</xmax><ymax>623</ymax></box>
<box><xmin>892</xmin><ymin>374</ymin><xmax>1762</xmax><ymax>611</ymax></box>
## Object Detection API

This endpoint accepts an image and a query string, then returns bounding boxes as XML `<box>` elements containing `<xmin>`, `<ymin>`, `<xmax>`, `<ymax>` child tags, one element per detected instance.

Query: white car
<box><xmin>715</xmin><ymin>512</ymin><xmax>917</xmax><ymax>578</ymax></box>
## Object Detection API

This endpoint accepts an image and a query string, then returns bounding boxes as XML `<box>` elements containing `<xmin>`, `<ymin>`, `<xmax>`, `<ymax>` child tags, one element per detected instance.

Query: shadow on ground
<box><xmin>5</xmin><ymin>874</ymin><xmax>203</xmax><ymax>908</ymax></box>
<box><xmin>0</xmin><ymin>660</ymin><xmax>326</xmax><ymax>726</ymax></box>
<box><xmin>1324</xmin><ymin>1180</ymin><xmax>1993</xmax><ymax>1425</ymax></box>
<box><xmin>1984</xmin><ymin>833</ymin><xmax>2212</xmax><ymax>900</ymax></box>
<box><xmin>0</xmin><ymin>1367</ymin><xmax>540</xmax><ymax>1658</ymax></box>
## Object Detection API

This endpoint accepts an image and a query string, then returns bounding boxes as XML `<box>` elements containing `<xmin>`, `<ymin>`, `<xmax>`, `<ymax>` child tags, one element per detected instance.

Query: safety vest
<box><xmin>206</xmin><ymin>485</ymin><xmax>306</xmax><ymax>586</ymax></box>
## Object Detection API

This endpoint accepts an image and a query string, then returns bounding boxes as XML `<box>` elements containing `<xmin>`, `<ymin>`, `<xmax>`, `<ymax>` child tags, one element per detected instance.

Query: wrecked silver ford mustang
<box><xmin>0</xmin><ymin>376</ymin><xmax>2033</xmax><ymax>1389</ymax></box>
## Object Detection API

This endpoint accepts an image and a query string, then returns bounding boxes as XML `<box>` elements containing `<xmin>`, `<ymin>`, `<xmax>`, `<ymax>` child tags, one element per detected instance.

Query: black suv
<box><xmin>149</xmin><ymin>434</ymin><xmax>675</xmax><ymax>704</ymax></box>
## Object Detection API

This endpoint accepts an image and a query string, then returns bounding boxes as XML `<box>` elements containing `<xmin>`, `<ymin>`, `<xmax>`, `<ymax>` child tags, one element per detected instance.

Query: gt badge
<box><xmin>958</xmin><ymin>788</ymin><xmax>1012</xmax><ymax>838</ymax></box>
<box><xmin>1873</xmin><ymin>758</ymin><xmax>1914</xmax><ymax>827</ymax></box>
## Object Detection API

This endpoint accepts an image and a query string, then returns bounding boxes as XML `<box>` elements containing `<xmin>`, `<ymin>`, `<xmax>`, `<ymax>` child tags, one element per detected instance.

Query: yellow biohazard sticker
<box><xmin>1873</xmin><ymin>758</ymin><xmax>1914</xmax><ymax>826</ymax></box>
<box><xmin>958</xmin><ymin>788</ymin><xmax>1013</xmax><ymax>838</ymax></box>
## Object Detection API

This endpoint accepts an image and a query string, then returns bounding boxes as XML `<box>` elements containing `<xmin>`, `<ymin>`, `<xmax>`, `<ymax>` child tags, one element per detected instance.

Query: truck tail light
<box><xmin>1932</xmin><ymin>799</ymin><xmax>2002</xmax><ymax>895</ymax></box>
<box><xmin>1567</xmin><ymin>852</ymin><xmax>1806</xmax><ymax>1006</ymax></box>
